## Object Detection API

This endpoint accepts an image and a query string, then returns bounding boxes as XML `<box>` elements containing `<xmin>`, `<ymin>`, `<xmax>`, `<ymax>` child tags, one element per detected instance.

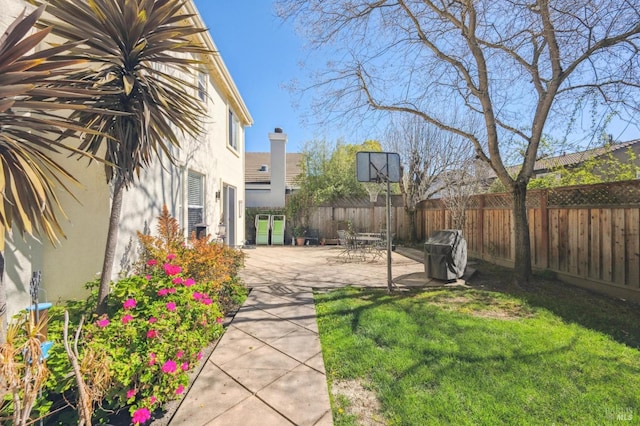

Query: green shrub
<box><xmin>34</xmin><ymin>207</ymin><xmax>247</xmax><ymax>424</ymax></box>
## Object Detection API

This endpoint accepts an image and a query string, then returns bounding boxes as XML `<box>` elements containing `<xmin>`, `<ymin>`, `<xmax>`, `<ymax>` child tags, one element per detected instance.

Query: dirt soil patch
<box><xmin>430</xmin><ymin>293</ymin><xmax>535</xmax><ymax>320</ymax></box>
<box><xmin>331</xmin><ymin>379</ymin><xmax>385</xmax><ymax>425</ymax></box>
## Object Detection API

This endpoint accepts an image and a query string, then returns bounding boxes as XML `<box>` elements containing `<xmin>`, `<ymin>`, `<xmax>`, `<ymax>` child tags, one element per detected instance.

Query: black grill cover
<box><xmin>424</xmin><ymin>230</ymin><xmax>467</xmax><ymax>280</ymax></box>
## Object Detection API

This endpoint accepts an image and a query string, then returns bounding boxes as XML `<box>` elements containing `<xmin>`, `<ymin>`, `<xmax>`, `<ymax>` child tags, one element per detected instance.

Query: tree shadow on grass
<box><xmin>466</xmin><ymin>259</ymin><xmax>640</xmax><ymax>349</ymax></box>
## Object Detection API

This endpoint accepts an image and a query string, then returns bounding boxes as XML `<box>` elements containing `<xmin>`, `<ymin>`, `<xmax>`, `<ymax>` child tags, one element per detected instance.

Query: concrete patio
<box><xmin>167</xmin><ymin>245</ymin><xmax>432</xmax><ymax>425</ymax></box>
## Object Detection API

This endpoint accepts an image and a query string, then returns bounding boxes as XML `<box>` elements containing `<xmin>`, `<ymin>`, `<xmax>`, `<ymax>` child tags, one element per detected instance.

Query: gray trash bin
<box><xmin>424</xmin><ymin>230</ymin><xmax>467</xmax><ymax>281</ymax></box>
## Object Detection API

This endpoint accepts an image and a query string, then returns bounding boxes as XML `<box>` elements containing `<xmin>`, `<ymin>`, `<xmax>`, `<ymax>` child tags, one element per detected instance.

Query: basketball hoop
<box><xmin>367</xmin><ymin>187</ymin><xmax>380</xmax><ymax>203</ymax></box>
<box><xmin>356</xmin><ymin>151</ymin><xmax>401</xmax><ymax>293</ymax></box>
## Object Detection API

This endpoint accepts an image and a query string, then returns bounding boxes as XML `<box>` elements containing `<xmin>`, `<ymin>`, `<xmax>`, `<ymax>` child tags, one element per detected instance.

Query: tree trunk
<box><xmin>512</xmin><ymin>181</ymin><xmax>532</xmax><ymax>285</ymax></box>
<box><xmin>96</xmin><ymin>178</ymin><xmax>125</xmax><ymax>314</ymax></box>
<box><xmin>0</xmin><ymin>252</ymin><xmax>6</xmax><ymax>344</ymax></box>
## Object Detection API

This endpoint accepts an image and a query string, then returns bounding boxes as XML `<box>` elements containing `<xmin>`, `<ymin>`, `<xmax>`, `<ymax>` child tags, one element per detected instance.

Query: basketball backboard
<box><xmin>356</xmin><ymin>151</ymin><xmax>401</xmax><ymax>183</ymax></box>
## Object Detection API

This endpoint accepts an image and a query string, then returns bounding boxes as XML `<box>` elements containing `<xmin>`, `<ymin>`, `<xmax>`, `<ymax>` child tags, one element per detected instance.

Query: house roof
<box><xmin>498</xmin><ymin>139</ymin><xmax>640</xmax><ymax>177</ymax></box>
<box><xmin>245</xmin><ymin>152</ymin><xmax>304</xmax><ymax>187</ymax></box>
<box><xmin>530</xmin><ymin>140</ymin><xmax>640</xmax><ymax>172</ymax></box>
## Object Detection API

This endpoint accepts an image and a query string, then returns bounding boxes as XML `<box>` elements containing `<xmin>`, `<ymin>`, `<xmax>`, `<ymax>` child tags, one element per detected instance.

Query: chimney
<box><xmin>268</xmin><ymin>128</ymin><xmax>287</xmax><ymax>207</ymax></box>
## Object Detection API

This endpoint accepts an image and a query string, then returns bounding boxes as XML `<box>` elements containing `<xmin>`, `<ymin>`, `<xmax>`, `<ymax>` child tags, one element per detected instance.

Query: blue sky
<box><xmin>193</xmin><ymin>1</ymin><xmax>639</xmax><ymax>156</ymax></box>
<box><xmin>193</xmin><ymin>0</ymin><xmax>314</xmax><ymax>153</ymax></box>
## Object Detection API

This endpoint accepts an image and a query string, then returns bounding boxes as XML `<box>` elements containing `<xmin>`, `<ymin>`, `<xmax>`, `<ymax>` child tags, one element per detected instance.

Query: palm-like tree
<box><xmin>31</xmin><ymin>0</ymin><xmax>210</xmax><ymax>313</ymax></box>
<box><xmin>0</xmin><ymin>5</ymin><xmax>95</xmax><ymax>342</ymax></box>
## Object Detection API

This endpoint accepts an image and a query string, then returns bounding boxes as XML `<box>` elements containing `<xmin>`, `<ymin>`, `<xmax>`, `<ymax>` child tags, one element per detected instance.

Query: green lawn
<box><xmin>315</xmin><ymin>286</ymin><xmax>640</xmax><ymax>425</ymax></box>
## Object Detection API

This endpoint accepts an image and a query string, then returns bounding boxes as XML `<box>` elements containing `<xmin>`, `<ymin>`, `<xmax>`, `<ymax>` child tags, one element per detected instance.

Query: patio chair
<box><xmin>271</xmin><ymin>215</ymin><xmax>285</xmax><ymax>245</ymax></box>
<box><xmin>255</xmin><ymin>214</ymin><xmax>270</xmax><ymax>245</ymax></box>
<box><xmin>337</xmin><ymin>230</ymin><xmax>367</xmax><ymax>262</ymax></box>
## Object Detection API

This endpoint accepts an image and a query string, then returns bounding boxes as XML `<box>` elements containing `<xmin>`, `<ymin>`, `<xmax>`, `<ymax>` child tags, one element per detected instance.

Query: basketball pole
<box><xmin>355</xmin><ymin>151</ymin><xmax>399</xmax><ymax>293</ymax></box>
<box><xmin>386</xmin><ymin>177</ymin><xmax>392</xmax><ymax>293</ymax></box>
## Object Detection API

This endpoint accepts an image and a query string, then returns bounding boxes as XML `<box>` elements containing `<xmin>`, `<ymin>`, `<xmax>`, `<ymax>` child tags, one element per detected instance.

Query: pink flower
<box><xmin>181</xmin><ymin>362</ymin><xmax>189</xmax><ymax>371</ymax></box>
<box><xmin>166</xmin><ymin>302</ymin><xmax>176</xmax><ymax>312</ymax></box>
<box><xmin>123</xmin><ymin>298</ymin><xmax>136</xmax><ymax>310</ymax></box>
<box><xmin>172</xmin><ymin>277</ymin><xmax>183</xmax><ymax>285</ymax></box>
<box><xmin>145</xmin><ymin>275</ymin><xmax>152</xmax><ymax>280</ymax></box>
<box><xmin>192</xmin><ymin>292</ymin><xmax>203</xmax><ymax>301</ymax></box>
<box><xmin>202</xmin><ymin>298</ymin><xmax>212</xmax><ymax>306</ymax></box>
<box><xmin>168</xmin><ymin>287</ymin><xmax>177</xmax><ymax>294</ymax></box>
<box><xmin>175</xmin><ymin>384</ymin><xmax>185</xmax><ymax>395</ymax></box>
<box><xmin>126</xmin><ymin>389</ymin><xmax>136</xmax><ymax>399</ymax></box>
<box><xmin>162</xmin><ymin>360</ymin><xmax>177</xmax><ymax>374</ymax></box>
<box><xmin>147</xmin><ymin>329</ymin><xmax>158</xmax><ymax>339</ymax></box>
<box><xmin>147</xmin><ymin>259</ymin><xmax>157</xmax><ymax>267</ymax></box>
<box><xmin>183</xmin><ymin>278</ymin><xmax>195</xmax><ymax>287</ymax></box>
<box><xmin>131</xmin><ymin>407</ymin><xmax>151</xmax><ymax>425</ymax></box>
<box><xmin>216</xmin><ymin>317</ymin><xmax>223</xmax><ymax>324</ymax></box>
<box><xmin>176</xmin><ymin>350</ymin><xmax>184</xmax><ymax>359</ymax></box>
<box><xmin>121</xmin><ymin>314</ymin><xmax>134</xmax><ymax>325</ymax></box>
<box><xmin>148</xmin><ymin>352</ymin><xmax>156</xmax><ymax>366</ymax></box>
<box><xmin>166</xmin><ymin>253</ymin><xmax>177</xmax><ymax>260</ymax></box>
<box><xmin>157</xmin><ymin>288</ymin><xmax>169</xmax><ymax>297</ymax></box>
<box><xmin>163</xmin><ymin>263</ymin><xmax>181</xmax><ymax>276</ymax></box>
<box><xmin>148</xmin><ymin>317</ymin><xmax>158</xmax><ymax>323</ymax></box>
<box><xmin>149</xmin><ymin>396</ymin><xmax>157</xmax><ymax>405</ymax></box>
<box><xmin>197</xmin><ymin>352</ymin><xmax>203</xmax><ymax>361</ymax></box>
<box><xmin>96</xmin><ymin>318</ymin><xmax>110</xmax><ymax>328</ymax></box>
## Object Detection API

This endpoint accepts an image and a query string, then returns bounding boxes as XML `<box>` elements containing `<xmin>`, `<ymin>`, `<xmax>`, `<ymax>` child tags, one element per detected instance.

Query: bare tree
<box><xmin>277</xmin><ymin>0</ymin><xmax>640</xmax><ymax>284</ymax></box>
<box><xmin>440</xmin><ymin>159</ymin><xmax>492</xmax><ymax>230</ymax></box>
<box><xmin>385</xmin><ymin>114</ymin><xmax>471</xmax><ymax>242</ymax></box>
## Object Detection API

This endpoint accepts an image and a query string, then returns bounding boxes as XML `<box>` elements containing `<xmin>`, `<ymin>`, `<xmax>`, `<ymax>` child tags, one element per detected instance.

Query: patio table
<box><xmin>338</xmin><ymin>232</ymin><xmax>385</xmax><ymax>262</ymax></box>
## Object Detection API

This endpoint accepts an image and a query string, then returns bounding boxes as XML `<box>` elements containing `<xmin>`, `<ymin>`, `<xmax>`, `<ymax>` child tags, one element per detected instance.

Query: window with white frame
<box><xmin>187</xmin><ymin>171</ymin><xmax>205</xmax><ymax>237</ymax></box>
<box><xmin>228</xmin><ymin>109</ymin><xmax>239</xmax><ymax>150</ymax></box>
<box><xmin>197</xmin><ymin>70</ymin><xmax>207</xmax><ymax>102</ymax></box>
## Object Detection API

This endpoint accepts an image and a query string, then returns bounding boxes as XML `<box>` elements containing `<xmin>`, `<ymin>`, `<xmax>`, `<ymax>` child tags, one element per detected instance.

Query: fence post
<box><xmin>540</xmin><ymin>189</ymin><xmax>549</xmax><ymax>269</ymax></box>
<box><xmin>478</xmin><ymin>194</ymin><xmax>485</xmax><ymax>259</ymax></box>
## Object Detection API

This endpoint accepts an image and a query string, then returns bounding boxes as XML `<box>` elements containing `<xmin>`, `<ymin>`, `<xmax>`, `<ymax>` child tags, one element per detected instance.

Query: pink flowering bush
<box><xmin>45</xmin><ymin>264</ymin><xmax>230</xmax><ymax>423</ymax></box>
<box><xmin>39</xmin><ymin>207</ymin><xmax>247</xmax><ymax>424</ymax></box>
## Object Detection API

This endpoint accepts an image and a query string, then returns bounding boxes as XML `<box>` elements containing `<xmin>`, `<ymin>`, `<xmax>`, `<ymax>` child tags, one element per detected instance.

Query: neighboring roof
<box><xmin>531</xmin><ymin>140</ymin><xmax>640</xmax><ymax>171</ymax></box>
<box><xmin>245</xmin><ymin>152</ymin><xmax>304</xmax><ymax>187</ymax></box>
<box><xmin>501</xmin><ymin>139</ymin><xmax>640</xmax><ymax>176</ymax></box>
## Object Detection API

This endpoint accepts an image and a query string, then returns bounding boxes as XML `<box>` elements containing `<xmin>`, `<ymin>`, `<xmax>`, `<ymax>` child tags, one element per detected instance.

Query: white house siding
<box><xmin>1</xmin><ymin>0</ymin><xmax>251</xmax><ymax>318</ymax></box>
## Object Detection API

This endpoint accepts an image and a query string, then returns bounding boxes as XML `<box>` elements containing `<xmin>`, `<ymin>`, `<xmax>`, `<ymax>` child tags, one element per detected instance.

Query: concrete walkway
<box><xmin>168</xmin><ymin>246</ymin><xmax>429</xmax><ymax>426</ymax></box>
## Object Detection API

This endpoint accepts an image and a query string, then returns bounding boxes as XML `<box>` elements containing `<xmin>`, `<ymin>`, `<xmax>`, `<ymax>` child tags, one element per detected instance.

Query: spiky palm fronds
<box><xmin>0</xmin><ymin>5</ymin><xmax>93</xmax><ymax>250</ymax></box>
<box><xmin>29</xmin><ymin>0</ymin><xmax>211</xmax><ymax>312</ymax></box>
<box><xmin>32</xmin><ymin>0</ymin><xmax>210</xmax><ymax>187</ymax></box>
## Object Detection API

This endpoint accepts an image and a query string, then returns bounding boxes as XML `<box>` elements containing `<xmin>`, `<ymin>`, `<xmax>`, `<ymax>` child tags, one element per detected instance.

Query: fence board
<box><xmin>568</xmin><ymin>209</ymin><xmax>579</xmax><ymax>275</ymax></box>
<box><xmin>558</xmin><ymin>209</ymin><xmax>568</xmax><ymax>273</ymax></box>
<box><xmin>627</xmin><ymin>209</ymin><xmax>640</xmax><ymax>288</ymax></box>
<box><xmin>549</xmin><ymin>209</ymin><xmax>559</xmax><ymax>271</ymax></box>
<box><xmin>578</xmin><ymin>209</ymin><xmax>589</xmax><ymax>278</ymax></box>
<box><xmin>614</xmin><ymin>209</ymin><xmax>626</xmax><ymax>286</ymax></box>
<box><xmin>601</xmin><ymin>209</ymin><xmax>613</xmax><ymax>282</ymax></box>
<box><xmin>590</xmin><ymin>209</ymin><xmax>601</xmax><ymax>280</ymax></box>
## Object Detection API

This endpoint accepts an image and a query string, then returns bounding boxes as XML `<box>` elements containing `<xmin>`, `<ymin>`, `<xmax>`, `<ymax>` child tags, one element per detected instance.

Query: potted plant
<box><xmin>293</xmin><ymin>225</ymin><xmax>307</xmax><ymax>246</ymax></box>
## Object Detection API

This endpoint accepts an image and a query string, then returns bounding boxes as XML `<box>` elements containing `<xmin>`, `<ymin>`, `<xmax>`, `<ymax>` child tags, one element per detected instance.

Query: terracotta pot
<box><xmin>296</xmin><ymin>237</ymin><xmax>306</xmax><ymax>246</ymax></box>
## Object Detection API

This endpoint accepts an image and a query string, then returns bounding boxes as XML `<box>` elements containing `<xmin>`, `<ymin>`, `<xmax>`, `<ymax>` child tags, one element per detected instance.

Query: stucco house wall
<box><xmin>2</xmin><ymin>0</ymin><xmax>251</xmax><ymax>317</ymax></box>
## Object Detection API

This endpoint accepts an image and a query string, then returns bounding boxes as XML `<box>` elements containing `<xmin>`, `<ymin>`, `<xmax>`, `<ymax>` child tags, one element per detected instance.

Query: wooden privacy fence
<box><xmin>417</xmin><ymin>180</ymin><xmax>640</xmax><ymax>302</ymax></box>
<box><xmin>306</xmin><ymin>196</ymin><xmax>410</xmax><ymax>242</ymax></box>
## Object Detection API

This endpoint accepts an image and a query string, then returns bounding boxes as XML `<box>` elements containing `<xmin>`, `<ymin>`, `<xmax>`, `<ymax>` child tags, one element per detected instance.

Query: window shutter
<box><xmin>188</xmin><ymin>173</ymin><xmax>203</xmax><ymax>206</ymax></box>
<box><xmin>187</xmin><ymin>172</ymin><xmax>204</xmax><ymax>236</ymax></box>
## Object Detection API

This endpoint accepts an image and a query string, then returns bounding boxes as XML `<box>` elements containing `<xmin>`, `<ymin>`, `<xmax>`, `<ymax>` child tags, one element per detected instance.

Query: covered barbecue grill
<box><xmin>424</xmin><ymin>230</ymin><xmax>467</xmax><ymax>281</ymax></box>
